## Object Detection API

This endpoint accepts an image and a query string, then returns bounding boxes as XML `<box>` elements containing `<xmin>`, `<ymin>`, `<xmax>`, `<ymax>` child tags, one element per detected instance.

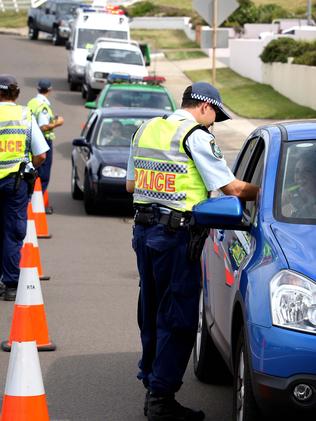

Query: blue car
<box><xmin>192</xmin><ymin>121</ymin><xmax>316</xmax><ymax>420</ymax></box>
<box><xmin>71</xmin><ymin>107</ymin><xmax>171</xmax><ymax>214</ymax></box>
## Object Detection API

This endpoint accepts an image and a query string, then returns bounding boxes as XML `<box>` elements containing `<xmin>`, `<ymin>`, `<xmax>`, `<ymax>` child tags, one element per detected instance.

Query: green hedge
<box><xmin>261</xmin><ymin>38</ymin><xmax>316</xmax><ymax>66</ymax></box>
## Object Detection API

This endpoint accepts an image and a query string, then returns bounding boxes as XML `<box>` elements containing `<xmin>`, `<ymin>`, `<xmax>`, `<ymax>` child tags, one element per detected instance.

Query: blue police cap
<box><xmin>183</xmin><ymin>82</ymin><xmax>231</xmax><ymax>122</ymax></box>
<box><xmin>37</xmin><ymin>79</ymin><xmax>52</xmax><ymax>91</ymax></box>
<box><xmin>0</xmin><ymin>74</ymin><xmax>18</xmax><ymax>90</ymax></box>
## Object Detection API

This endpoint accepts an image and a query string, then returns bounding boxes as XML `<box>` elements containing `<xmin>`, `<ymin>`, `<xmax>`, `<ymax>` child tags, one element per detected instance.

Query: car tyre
<box><xmin>84</xmin><ymin>173</ymin><xmax>97</xmax><ymax>214</ymax></box>
<box><xmin>233</xmin><ymin>328</ymin><xmax>261</xmax><ymax>421</ymax></box>
<box><xmin>86</xmin><ymin>85</ymin><xmax>97</xmax><ymax>102</ymax></box>
<box><xmin>193</xmin><ymin>289</ymin><xmax>231</xmax><ymax>384</ymax></box>
<box><xmin>52</xmin><ymin>27</ymin><xmax>62</xmax><ymax>46</ymax></box>
<box><xmin>71</xmin><ymin>164</ymin><xmax>83</xmax><ymax>200</ymax></box>
<box><xmin>28</xmin><ymin>24</ymin><xmax>39</xmax><ymax>40</ymax></box>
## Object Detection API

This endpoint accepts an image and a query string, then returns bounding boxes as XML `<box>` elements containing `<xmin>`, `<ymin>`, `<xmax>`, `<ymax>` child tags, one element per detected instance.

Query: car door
<box><xmin>76</xmin><ymin>113</ymin><xmax>98</xmax><ymax>188</ymax></box>
<box><xmin>39</xmin><ymin>1</ymin><xmax>51</xmax><ymax>31</ymax></box>
<box><xmin>210</xmin><ymin>136</ymin><xmax>265</xmax><ymax>355</ymax></box>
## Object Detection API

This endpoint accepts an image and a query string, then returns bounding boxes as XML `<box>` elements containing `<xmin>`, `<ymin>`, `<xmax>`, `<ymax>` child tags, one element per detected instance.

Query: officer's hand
<box><xmin>55</xmin><ymin>116</ymin><xmax>64</xmax><ymax>127</ymax></box>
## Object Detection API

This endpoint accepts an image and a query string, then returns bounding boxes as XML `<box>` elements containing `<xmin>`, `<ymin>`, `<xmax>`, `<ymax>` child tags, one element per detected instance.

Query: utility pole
<box><xmin>212</xmin><ymin>0</ymin><xmax>218</xmax><ymax>85</ymax></box>
<box><xmin>307</xmin><ymin>0</ymin><xmax>312</xmax><ymax>25</ymax></box>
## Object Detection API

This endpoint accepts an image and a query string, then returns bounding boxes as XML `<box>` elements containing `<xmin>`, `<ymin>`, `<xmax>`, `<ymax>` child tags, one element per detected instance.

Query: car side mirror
<box><xmin>86</xmin><ymin>54</ymin><xmax>93</xmax><ymax>62</ymax></box>
<box><xmin>45</xmin><ymin>8</ymin><xmax>50</xmax><ymax>14</ymax></box>
<box><xmin>72</xmin><ymin>137</ymin><xmax>91</xmax><ymax>149</ymax></box>
<box><xmin>65</xmin><ymin>41</ymin><xmax>71</xmax><ymax>50</ymax></box>
<box><xmin>85</xmin><ymin>101</ymin><xmax>96</xmax><ymax>110</ymax></box>
<box><xmin>140</xmin><ymin>43</ymin><xmax>151</xmax><ymax>66</ymax></box>
<box><xmin>192</xmin><ymin>196</ymin><xmax>251</xmax><ymax>231</ymax></box>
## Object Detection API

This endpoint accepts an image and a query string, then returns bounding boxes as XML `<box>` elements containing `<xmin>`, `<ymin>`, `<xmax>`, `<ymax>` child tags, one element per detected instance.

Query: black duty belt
<box><xmin>134</xmin><ymin>205</ymin><xmax>192</xmax><ymax>231</ymax></box>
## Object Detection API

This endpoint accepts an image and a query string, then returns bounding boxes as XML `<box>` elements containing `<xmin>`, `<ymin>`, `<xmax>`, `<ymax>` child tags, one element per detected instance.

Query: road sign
<box><xmin>192</xmin><ymin>0</ymin><xmax>239</xmax><ymax>27</ymax></box>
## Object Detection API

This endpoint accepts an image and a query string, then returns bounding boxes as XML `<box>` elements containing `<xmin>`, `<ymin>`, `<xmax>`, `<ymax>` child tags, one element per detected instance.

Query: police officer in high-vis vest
<box><xmin>126</xmin><ymin>82</ymin><xmax>259</xmax><ymax>421</ymax></box>
<box><xmin>0</xmin><ymin>74</ymin><xmax>49</xmax><ymax>301</ymax></box>
<box><xmin>28</xmin><ymin>79</ymin><xmax>64</xmax><ymax>214</ymax></box>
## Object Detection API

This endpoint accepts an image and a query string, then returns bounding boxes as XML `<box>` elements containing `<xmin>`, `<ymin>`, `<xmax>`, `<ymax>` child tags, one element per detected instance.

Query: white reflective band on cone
<box><xmin>31</xmin><ymin>191</ymin><xmax>45</xmax><ymax>213</ymax></box>
<box><xmin>23</xmin><ymin>220</ymin><xmax>38</xmax><ymax>247</ymax></box>
<box><xmin>15</xmin><ymin>267</ymin><xmax>44</xmax><ymax>306</ymax></box>
<box><xmin>4</xmin><ymin>341</ymin><xmax>45</xmax><ymax>396</ymax></box>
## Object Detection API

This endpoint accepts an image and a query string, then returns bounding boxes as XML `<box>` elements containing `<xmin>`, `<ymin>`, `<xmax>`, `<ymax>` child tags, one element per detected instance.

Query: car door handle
<box><xmin>217</xmin><ymin>229</ymin><xmax>225</xmax><ymax>242</ymax></box>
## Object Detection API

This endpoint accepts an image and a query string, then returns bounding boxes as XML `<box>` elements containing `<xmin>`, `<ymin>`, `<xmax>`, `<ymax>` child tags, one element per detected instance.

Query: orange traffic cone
<box><xmin>31</xmin><ymin>178</ymin><xmax>51</xmax><ymax>239</ymax></box>
<box><xmin>1</xmin><ymin>267</ymin><xmax>56</xmax><ymax>352</ymax></box>
<box><xmin>43</xmin><ymin>190</ymin><xmax>49</xmax><ymax>208</ymax></box>
<box><xmin>20</xmin><ymin>203</ymin><xmax>50</xmax><ymax>281</ymax></box>
<box><xmin>0</xmin><ymin>341</ymin><xmax>50</xmax><ymax>421</ymax></box>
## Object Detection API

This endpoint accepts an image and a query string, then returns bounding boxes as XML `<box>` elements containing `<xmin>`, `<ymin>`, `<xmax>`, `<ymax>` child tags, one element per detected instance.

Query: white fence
<box><xmin>0</xmin><ymin>0</ymin><xmax>31</xmax><ymax>11</ymax></box>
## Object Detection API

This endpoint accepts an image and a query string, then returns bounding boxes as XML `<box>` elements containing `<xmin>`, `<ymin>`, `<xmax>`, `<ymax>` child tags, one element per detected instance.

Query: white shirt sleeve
<box><xmin>126</xmin><ymin>143</ymin><xmax>135</xmax><ymax>180</ymax></box>
<box><xmin>186</xmin><ymin>129</ymin><xmax>235</xmax><ymax>191</ymax></box>
<box><xmin>30</xmin><ymin>116</ymin><xmax>50</xmax><ymax>156</ymax></box>
<box><xmin>37</xmin><ymin>108</ymin><xmax>51</xmax><ymax>127</ymax></box>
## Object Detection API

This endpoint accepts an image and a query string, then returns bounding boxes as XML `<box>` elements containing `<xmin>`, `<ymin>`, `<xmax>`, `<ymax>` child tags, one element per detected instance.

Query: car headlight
<box><xmin>270</xmin><ymin>270</ymin><xmax>316</xmax><ymax>334</ymax></box>
<box><xmin>101</xmin><ymin>166</ymin><xmax>126</xmax><ymax>178</ymax></box>
<box><xmin>94</xmin><ymin>72</ymin><xmax>109</xmax><ymax>79</ymax></box>
<box><xmin>74</xmin><ymin>65</ymin><xmax>85</xmax><ymax>74</ymax></box>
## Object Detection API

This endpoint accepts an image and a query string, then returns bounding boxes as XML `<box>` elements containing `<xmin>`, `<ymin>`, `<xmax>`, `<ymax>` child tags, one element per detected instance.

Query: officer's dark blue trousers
<box><xmin>0</xmin><ymin>177</ymin><xmax>28</xmax><ymax>286</ymax></box>
<box><xmin>38</xmin><ymin>139</ymin><xmax>52</xmax><ymax>192</ymax></box>
<box><xmin>133</xmin><ymin>223</ymin><xmax>201</xmax><ymax>396</ymax></box>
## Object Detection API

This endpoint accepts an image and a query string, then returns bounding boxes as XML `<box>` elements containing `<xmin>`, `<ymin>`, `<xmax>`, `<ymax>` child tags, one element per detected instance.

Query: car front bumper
<box><xmin>93</xmin><ymin>178</ymin><xmax>132</xmax><ymax>204</ymax></box>
<box><xmin>253</xmin><ymin>371</ymin><xmax>316</xmax><ymax>415</ymax></box>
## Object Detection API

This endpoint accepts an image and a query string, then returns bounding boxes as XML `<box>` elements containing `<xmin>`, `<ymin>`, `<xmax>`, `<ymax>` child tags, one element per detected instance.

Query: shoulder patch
<box><xmin>42</xmin><ymin>109</ymin><xmax>48</xmax><ymax>115</ymax></box>
<box><xmin>210</xmin><ymin>139</ymin><xmax>223</xmax><ymax>159</ymax></box>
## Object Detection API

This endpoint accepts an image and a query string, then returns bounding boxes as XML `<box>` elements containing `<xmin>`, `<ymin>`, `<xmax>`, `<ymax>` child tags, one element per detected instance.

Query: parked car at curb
<box><xmin>192</xmin><ymin>121</ymin><xmax>316</xmax><ymax>420</ymax></box>
<box><xmin>85</xmin><ymin>73</ymin><xmax>177</xmax><ymax>112</ymax></box>
<box><xmin>27</xmin><ymin>0</ymin><xmax>80</xmax><ymax>45</ymax></box>
<box><xmin>71</xmin><ymin>107</ymin><xmax>171</xmax><ymax>214</ymax></box>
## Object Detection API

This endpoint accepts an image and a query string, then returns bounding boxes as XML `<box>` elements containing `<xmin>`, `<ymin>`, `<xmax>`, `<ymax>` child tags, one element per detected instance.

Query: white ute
<box><xmin>82</xmin><ymin>38</ymin><xmax>149</xmax><ymax>101</ymax></box>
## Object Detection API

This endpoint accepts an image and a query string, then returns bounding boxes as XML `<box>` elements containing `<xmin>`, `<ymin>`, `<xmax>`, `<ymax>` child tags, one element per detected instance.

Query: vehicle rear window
<box><xmin>77</xmin><ymin>29</ymin><xmax>128</xmax><ymax>49</ymax></box>
<box><xmin>95</xmin><ymin>48</ymin><xmax>143</xmax><ymax>66</ymax></box>
<box><xmin>102</xmin><ymin>89</ymin><xmax>172</xmax><ymax>111</ymax></box>
<box><xmin>276</xmin><ymin>140</ymin><xmax>316</xmax><ymax>223</ymax></box>
<box><xmin>96</xmin><ymin>117</ymin><xmax>149</xmax><ymax>147</ymax></box>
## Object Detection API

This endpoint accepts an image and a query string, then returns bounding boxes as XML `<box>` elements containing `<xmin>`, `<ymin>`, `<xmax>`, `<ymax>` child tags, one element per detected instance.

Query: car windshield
<box><xmin>277</xmin><ymin>141</ymin><xmax>316</xmax><ymax>223</ymax></box>
<box><xmin>77</xmin><ymin>29</ymin><xmax>128</xmax><ymax>49</ymax></box>
<box><xmin>96</xmin><ymin>117</ymin><xmax>149</xmax><ymax>147</ymax></box>
<box><xmin>102</xmin><ymin>88</ymin><xmax>173</xmax><ymax>111</ymax></box>
<box><xmin>95</xmin><ymin>48</ymin><xmax>143</xmax><ymax>66</ymax></box>
<box><xmin>58</xmin><ymin>3</ymin><xmax>79</xmax><ymax>14</ymax></box>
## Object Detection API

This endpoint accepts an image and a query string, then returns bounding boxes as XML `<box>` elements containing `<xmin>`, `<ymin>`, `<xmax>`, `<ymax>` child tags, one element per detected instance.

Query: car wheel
<box><xmin>84</xmin><ymin>173</ymin><xmax>97</xmax><ymax>214</ymax></box>
<box><xmin>81</xmin><ymin>85</ymin><xmax>87</xmax><ymax>99</ymax></box>
<box><xmin>52</xmin><ymin>28</ymin><xmax>63</xmax><ymax>45</ymax></box>
<box><xmin>28</xmin><ymin>25</ymin><xmax>39</xmax><ymax>40</ymax></box>
<box><xmin>193</xmin><ymin>289</ymin><xmax>231</xmax><ymax>383</ymax></box>
<box><xmin>233</xmin><ymin>328</ymin><xmax>261</xmax><ymax>421</ymax></box>
<box><xmin>71</xmin><ymin>164</ymin><xmax>83</xmax><ymax>200</ymax></box>
<box><xmin>86</xmin><ymin>85</ymin><xmax>96</xmax><ymax>102</ymax></box>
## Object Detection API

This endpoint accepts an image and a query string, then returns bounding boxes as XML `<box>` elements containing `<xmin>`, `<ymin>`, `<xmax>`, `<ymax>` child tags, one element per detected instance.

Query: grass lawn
<box><xmin>185</xmin><ymin>68</ymin><xmax>316</xmax><ymax>119</ymax></box>
<box><xmin>165</xmin><ymin>50</ymin><xmax>207</xmax><ymax>61</ymax></box>
<box><xmin>131</xmin><ymin>29</ymin><xmax>199</xmax><ymax>50</ymax></box>
<box><xmin>0</xmin><ymin>11</ymin><xmax>27</xmax><ymax>27</ymax></box>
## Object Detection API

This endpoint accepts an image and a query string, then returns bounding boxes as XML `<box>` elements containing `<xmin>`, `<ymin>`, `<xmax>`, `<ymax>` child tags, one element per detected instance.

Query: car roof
<box><xmin>263</xmin><ymin>120</ymin><xmax>316</xmax><ymax>142</ymax></box>
<box><xmin>98</xmin><ymin>107</ymin><xmax>172</xmax><ymax>118</ymax></box>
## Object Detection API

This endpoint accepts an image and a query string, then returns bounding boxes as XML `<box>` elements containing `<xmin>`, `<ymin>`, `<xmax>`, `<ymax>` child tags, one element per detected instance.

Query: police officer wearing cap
<box><xmin>28</xmin><ymin>79</ymin><xmax>64</xmax><ymax>214</ymax></box>
<box><xmin>126</xmin><ymin>82</ymin><xmax>259</xmax><ymax>420</ymax></box>
<box><xmin>0</xmin><ymin>74</ymin><xmax>49</xmax><ymax>301</ymax></box>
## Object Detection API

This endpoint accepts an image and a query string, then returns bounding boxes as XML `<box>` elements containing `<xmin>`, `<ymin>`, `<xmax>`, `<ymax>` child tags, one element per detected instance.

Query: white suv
<box><xmin>82</xmin><ymin>39</ymin><xmax>148</xmax><ymax>101</ymax></box>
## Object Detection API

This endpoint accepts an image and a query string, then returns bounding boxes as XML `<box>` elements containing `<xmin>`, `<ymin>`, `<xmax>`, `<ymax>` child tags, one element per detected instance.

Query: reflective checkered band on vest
<box><xmin>0</xmin><ymin>128</ymin><xmax>30</xmax><ymax>136</ymax></box>
<box><xmin>134</xmin><ymin>188</ymin><xmax>186</xmax><ymax>201</ymax></box>
<box><xmin>134</xmin><ymin>159</ymin><xmax>187</xmax><ymax>174</ymax></box>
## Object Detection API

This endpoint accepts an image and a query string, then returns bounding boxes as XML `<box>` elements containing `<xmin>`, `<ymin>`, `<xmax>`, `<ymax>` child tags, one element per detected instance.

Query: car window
<box><xmin>95</xmin><ymin>48</ymin><xmax>144</xmax><ymax>66</ymax></box>
<box><xmin>77</xmin><ymin>29</ymin><xmax>128</xmax><ymax>49</ymax></box>
<box><xmin>81</xmin><ymin>113</ymin><xmax>98</xmax><ymax>142</ymax></box>
<box><xmin>235</xmin><ymin>136</ymin><xmax>265</xmax><ymax>218</ymax></box>
<box><xmin>276</xmin><ymin>140</ymin><xmax>316</xmax><ymax>223</ymax></box>
<box><xmin>103</xmin><ymin>89</ymin><xmax>172</xmax><ymax>111</ymax></box>
<box><xmin>234</xmin><ymin>136</ymin><xmax>260</xmax><ymax>180</ymax></box>
<box><xmin>96</xmin><ymin>117</ymin><xmax>148</xmax><ymax>147</ymax></box>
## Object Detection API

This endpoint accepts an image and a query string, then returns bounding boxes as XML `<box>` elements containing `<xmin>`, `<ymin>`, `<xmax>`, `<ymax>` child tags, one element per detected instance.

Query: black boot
<box><xmin>4</xmin><ymin>286</ymin><xmax>17</xmax><ymax>301</ymax></box>
<box><xmin>147</xmin><ymin>395</ymin><xmax>205</xmax><ymax>421</ymax></box>
<box><xmin>144</xmin><ymin>390</ymin><xmax>150</xmax><ymax>416</ymax></box>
